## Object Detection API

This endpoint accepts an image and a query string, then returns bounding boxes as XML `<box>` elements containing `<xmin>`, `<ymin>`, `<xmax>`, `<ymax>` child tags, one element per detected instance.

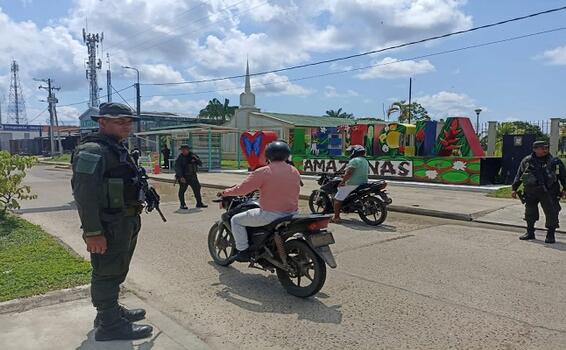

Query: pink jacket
<box><xmin>222</xmin><ymin>162</ymin><xmax>301</xmax><ymax>213</ymax></box>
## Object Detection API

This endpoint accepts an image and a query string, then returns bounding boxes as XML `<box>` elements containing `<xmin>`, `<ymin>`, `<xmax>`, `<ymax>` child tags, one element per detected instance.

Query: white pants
<box><xmin>335</xmin><ymin>185</ymin><xmax>358</xmax><ymax>201</ymax></box>
<box><xmin>230</xmin><ymin>209</ymin><xmax>295</xmax><ymax>251</ymax></box>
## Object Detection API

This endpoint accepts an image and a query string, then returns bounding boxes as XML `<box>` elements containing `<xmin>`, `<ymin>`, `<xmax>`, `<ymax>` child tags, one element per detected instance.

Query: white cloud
<box><xmin>142</xmin><ymin>96</ymin><xmax>207</xmax><ymax>114</ymax></box>
<box><xmin>356</xmin><ymin>57</ymin><xmax>435</xmax><ymax>79</ymax></box>
<box><xmin>56</xmin><ymin>106</ymin><xmax>81</xmax><ymax>125</ymax></box>
<box><xmin>253</xmin><ymin>73</ymin><xmax>314</xmax><ymax>96</ymax></box>
<box><xmin>324</xmin><ymin>85</ymin><xmax>359</xmax><ymax>98</ymax></box>
<box><xmin>415</xmin><ymin>91</ymin><xmax>482</xmax><ymax>118</ymax></box>
<box><xmin>539</xmin><ymin>45</ymin><xmax>566</xmax><ymax>66</ymax></box>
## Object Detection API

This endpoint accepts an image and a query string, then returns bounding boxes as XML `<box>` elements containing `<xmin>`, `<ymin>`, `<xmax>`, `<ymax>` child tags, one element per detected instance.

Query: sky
<box><xmin>0</xmin><ymin>0</ymin><xmax>565</xmax><ymax>126</ymax></box>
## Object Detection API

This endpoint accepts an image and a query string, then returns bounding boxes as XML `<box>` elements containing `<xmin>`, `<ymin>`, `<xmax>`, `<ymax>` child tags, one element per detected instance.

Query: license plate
<box><xmin>309</xmin><ymin>231</ymin><xmax>335</xmax><ymax>247</ymax></box>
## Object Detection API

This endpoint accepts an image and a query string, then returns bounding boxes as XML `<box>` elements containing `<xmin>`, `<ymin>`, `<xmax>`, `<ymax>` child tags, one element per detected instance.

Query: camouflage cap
<box><xmin>532</xmin><ymin>140</ymin><xmax>549</xmax><ymax>148</ymax></box>
<box><xmin>91</xmin><ymin>102</ymin><xmax>139</xmax><ymax>121</ymax></box>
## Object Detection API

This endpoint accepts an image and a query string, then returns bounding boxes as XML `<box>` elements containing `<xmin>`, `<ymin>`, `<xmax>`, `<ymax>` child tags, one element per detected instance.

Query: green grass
<box><xmin>0</xmin><ymin>215</ymin><xmax>91</xmax><ymax>302</ymax></box>
<box><xmin>50</xmin><ymin>154</ymin><xmax>72</xmax><ymax>163</ymax></box>
<box><xmin>487</xmin><ymin>186</ymin><xmax>514</xmax><ymax>199</ymax></box>
<box><xmin>221</xmin><ymin>159</ymin><xmax>249</xmax><ymax>169</ymax></box>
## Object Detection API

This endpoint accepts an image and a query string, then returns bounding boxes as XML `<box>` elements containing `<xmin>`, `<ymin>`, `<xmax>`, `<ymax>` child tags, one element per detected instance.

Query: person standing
<box><xmin>174</xmin><ymin>144</ymin><xmax>207</xmax><ymax>209</ymax></box>
<box><xmin>161</xmin><ymin>144</ymin><xmax>171</xmax><ymax>169</ymax></box>
<box><xmin>512</xmin><ymin>140</ymin><xmax>566</xmax><ymax>243</ymax></box>
<box><xmin>71</xmin><ymin>103</ymin><xmax>152</xmax><ymax>341</ymax></box>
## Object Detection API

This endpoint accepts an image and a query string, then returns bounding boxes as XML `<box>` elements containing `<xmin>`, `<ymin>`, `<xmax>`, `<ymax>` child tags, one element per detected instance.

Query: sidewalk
<box><xmin>150</xmin><ymin>171</ymin><xmax>566</xmax><ymax>233</ymax></box>
<box><xmin>0</xmin><ymin>291</ymin><xmax>209</xmax><ymax>350</ymax></box>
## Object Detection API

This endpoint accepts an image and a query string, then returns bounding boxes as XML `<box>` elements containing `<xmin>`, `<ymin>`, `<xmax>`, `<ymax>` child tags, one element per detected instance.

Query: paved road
<box><xmin>18</xmin><ymin>166</ymin><xmax>566</xmax><ymax>349</ymax></box>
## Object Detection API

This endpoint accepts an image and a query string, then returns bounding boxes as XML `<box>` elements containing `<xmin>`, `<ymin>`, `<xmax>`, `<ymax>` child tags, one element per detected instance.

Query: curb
<box><xmin>0</xmin><ymin>285</ymin><xmax>90</xmax><ymax>315</ymax></box>
<box><xmin>38</xmin><ymin>160</ymin><xmax>70</xmax><ymax>168</ymax></box>
<box><xmin>473</xmin><ymin>219</ymin><xmax>566</xmax><ymax>234</ymax></box>
<box><xmin>148</xmin><ymin>175</ymin><xmax>479</xmax><ymax>222</ymax></box>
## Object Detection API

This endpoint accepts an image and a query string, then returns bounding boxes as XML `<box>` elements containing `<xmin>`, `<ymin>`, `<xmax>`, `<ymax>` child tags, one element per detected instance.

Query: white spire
<box><xmin>245</xmin><ymin>59</ymin><xmax>251</xmax><ymax>94</ymax></box>
<box><xmin>240</xmin><ymin>59</ymin><xmax>255</xmax><ymax>108</ymax></box>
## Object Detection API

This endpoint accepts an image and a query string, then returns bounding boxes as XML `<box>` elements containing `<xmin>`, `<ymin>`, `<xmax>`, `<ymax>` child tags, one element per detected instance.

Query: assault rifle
<box><xmin>138</xmin><ymin>167</ymin><xmax>167</xmax><ymax>222</ymax></box>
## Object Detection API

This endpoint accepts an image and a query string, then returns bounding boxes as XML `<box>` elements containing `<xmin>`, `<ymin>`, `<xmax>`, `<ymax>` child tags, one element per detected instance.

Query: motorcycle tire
<box><xmin>276</xmin><ymin>240</ymin><xmax>327</xmax><ymax>298</ymax></box>
<box><xmin>358</xmin><ymin>196</ymin><xmax>387</xmax><ymax>226</ymax></box>
<box><xmin>308</xmin><ymin>190</ymin><xmax>333</xmax><ymax>214</ymax></box>
<box><xmin>208</xmin><ymin>222</ymin><xmax>235</xmax><ymax>266</ymax></box>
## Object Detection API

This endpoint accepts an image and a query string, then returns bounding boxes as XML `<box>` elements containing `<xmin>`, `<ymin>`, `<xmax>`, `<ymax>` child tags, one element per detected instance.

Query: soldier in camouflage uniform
<box><xmin>512</xmin><ymin>140</ymin><xmax>566</xmax><ymax>244</ymax></box>
<box><xmin>71</xmin><ymin>103</ymin><xmax>153</xmax><ymax>341</ymax></box>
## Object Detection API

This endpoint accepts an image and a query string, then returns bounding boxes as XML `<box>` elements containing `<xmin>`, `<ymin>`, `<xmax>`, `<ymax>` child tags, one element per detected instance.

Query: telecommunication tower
<box><xmin>83</xmin><ymin>29</ymin><xmax>103</xmax><ymax>108</ymax></box>
<box><xmin>7</xmin><ymin>60</ymin><xmax>27</xmax><ymax>124</ymax></box>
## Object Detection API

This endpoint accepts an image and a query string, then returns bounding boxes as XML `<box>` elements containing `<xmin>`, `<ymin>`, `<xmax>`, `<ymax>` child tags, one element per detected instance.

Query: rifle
<box><xmin>137</xmin><ymin>167</ymin><xmax>167</xmax><ymax>222</ymax></box>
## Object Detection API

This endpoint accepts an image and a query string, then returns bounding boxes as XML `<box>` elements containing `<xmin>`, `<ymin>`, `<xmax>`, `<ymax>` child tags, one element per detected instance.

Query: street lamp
<box><xmin>122</xmin><ymin>66</ymin><xmax>141</xmax><ymax>148</ymax></box>
<box><xmin>474</xmin><ymin>108</ymin><xmax>482</xmax><ymax>136</ymax></box>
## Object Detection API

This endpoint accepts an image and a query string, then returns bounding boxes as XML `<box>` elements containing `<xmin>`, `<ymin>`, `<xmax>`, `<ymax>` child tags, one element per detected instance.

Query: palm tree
<box><xmin>199</xmin><ymin>98</ymin><xmax>237</xmax><ymax>124</ymax></box>
<box><xmin>387</xmin><ymin>100</ymin><xmax>430</xmax><ymax>123</ymax></box>
<box><xmin>324</xmin><ymin>108</ymin><xmax>353</xmax><ymax>119</ymax></box>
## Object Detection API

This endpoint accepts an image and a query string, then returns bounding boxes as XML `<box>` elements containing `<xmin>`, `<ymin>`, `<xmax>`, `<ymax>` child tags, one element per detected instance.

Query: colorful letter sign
<box><xmin>240</xmin><ymin>131</ymin><xmax>278</xmax><ymax>170</ymax></box>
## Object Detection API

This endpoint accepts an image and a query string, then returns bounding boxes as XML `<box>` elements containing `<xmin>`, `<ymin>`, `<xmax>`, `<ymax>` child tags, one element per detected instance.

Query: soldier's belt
<box><xmin>124</xmin><ymin>206</ymin><xmax>143</xmax><ymax>216</ymax></box>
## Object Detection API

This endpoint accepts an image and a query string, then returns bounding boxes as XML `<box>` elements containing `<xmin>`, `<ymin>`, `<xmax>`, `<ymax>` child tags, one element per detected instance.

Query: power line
<box><xmin>27</xmin><ymin>107</ymin><xmax>48</xmax><ymax>124</ymax></box>
<box><xmin>124</xmin><ymin>0</ymin><xmax>254</xmax><ymax>53</ymax></box>
<box><xmin>140</xmin><ymin>26</ymin><xmax>566</xmax><ymax>98</ymax></box>
<box><xmin>105</xmin><ymin>1</ymin><xmax>209</xmax><ymax>51</ymax></box>
<box><xmin>57</xmin><ymin>84</ymin><xmax>134</xmax><ymax>108</ymax></box>
<box><xmin>142</xmin><ymin>5</ymin><xmax>566</xmax><ymax>87</ymax></box>
<box><xmin>110</xmin><ymin>84</ymin><xmax>134</xmax><ymax>109</ymax></box>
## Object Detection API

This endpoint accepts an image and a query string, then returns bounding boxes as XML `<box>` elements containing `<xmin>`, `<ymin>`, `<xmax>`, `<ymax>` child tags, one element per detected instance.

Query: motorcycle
<box><xmin>208</xmin><ymin>193</ymin><xmax>337</xmax><ymax>298</ymax></box>
<box><xmin>308</xmin><ymin>173</ymin><xmax>392</xmax><ymax>226</ymax></box>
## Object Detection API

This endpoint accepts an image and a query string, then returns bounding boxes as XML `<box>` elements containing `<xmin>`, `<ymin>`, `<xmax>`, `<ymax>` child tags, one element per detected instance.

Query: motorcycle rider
<box><xmin>332</xmin><ymin>145</ymin><xmax>369</xmax><ymax>223</ymax></box>
<box><xmin>219</xmin><ymin>140</ymin><xmax>301</xmax><ymax>262</ymax></box>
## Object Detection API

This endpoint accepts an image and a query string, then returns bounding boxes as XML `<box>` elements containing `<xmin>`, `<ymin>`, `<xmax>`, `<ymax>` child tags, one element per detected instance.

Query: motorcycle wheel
<box><xmin>358</xmin><ymin>196</ymin><xmax>387</xmax><ymax>226</ymax></box>
<box><xmin>276</xmin><ymin>240</ymin><xmax>327</xmax><ymax>298</ymax></box>
<box><xmin>308</xmin><ymin>190</ymin><xmax>333</xmax><ymax>214</ymax></box>
<box><xmin>208</xmin><ymin>222</ymin><xmax>235</xmax><ymax>266</ymax></box>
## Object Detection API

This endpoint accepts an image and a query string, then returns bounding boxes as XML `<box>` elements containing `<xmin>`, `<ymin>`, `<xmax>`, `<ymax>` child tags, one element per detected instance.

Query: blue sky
<box><xmin>0</xmin><ymin>0</ymin><xmax>565</xmax><ymax>125</ymax></box>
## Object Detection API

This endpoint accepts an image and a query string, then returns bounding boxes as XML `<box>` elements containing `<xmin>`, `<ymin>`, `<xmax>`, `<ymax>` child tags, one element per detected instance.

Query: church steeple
<box><xmin>240</xmin><ymin>59</ymin><xmax>256</xmax><ymax>108</ymax></box>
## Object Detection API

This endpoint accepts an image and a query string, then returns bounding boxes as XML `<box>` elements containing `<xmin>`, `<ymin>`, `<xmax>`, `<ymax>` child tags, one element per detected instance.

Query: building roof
<box><xmin>252</xmin><ymin>112</ymin><xmax>358</xmax><ymax>127</ymax></box>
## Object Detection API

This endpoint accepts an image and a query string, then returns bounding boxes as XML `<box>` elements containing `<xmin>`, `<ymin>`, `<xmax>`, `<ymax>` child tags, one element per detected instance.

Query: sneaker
<box><xmin>196</xmin><ymin>203</ymin><xmax>208</xmax><ymax>208</ymax></box>
<box><xmin>179</xmin><ymin>205</ymin><xmax>188</xmax><ymax>210</ymax></box>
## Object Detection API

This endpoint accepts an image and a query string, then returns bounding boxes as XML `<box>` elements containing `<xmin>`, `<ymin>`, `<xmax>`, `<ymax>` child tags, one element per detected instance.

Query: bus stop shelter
<box><xmin>134</xmin><ymin>124</ymin><xmax>241</xmax><ymax>172</ymax></box>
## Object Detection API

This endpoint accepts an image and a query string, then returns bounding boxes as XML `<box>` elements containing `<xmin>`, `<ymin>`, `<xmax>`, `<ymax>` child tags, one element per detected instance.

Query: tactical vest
<box><xmin>521</xmin><ymin>155</ymin><xmax>558</xmax><ymax>188</ymax></box>
<box><xmin>80</xmin><ymin>134</ymin><xmax>141</xmax><ymax>209</ymax></box>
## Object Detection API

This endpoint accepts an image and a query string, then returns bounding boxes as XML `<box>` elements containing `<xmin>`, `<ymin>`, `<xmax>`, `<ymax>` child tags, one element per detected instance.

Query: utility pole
<box><xmin>36</xmin><ymin>78</ymin><xmax>61</xmax><ymax>156</ymax></box>
<box><xmin>83</xmin><ymin>29</ymin><xmax>103</xmax><ymax>108</ymax></box>
<box><xmin>408</xmin><ymin>77</ymin><xmax>412</xmax><ymax>124</ymax></box>
<box><xmin>106</xmin><ymin>53</ymin><xmax>112</xmax><ymax>103</ymax></box>
<box><xmin>122</xmin><ymin>66</ymin><xmax>141</xmax><ymax>149</ymax></box>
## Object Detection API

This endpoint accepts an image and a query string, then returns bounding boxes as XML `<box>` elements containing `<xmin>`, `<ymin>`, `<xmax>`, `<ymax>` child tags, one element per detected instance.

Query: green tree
<box><xmin>324</xmin><ymin>108</ymin><xmax>353</xmax><ymax>119</ymax></box>
<box><xmin>386</xmin><ymin>100</ymin><xmax>430</xmax><ymax>123</ymax></box>
<box><xmin>0</xmin><ymin>151</ymin><xmax>37</xmax><ymax>217</ymax></box>
<box><xmin>199</xmin><ymin>98</ymin><xmax>238</xmax><ymax>124</ymax></box>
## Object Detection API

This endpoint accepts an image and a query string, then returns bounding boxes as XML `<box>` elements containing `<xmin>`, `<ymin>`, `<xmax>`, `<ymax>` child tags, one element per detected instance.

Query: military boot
<box><xmin>94</xmin><ymin>306</ymin><xmax>153</xmax><ymax>342</ymax></box>
<box><xmin>519</xmin><ymin>222</ymin><xmax>536</xmax><ymax>240</ymax></box>
<box><xmin>94</xmin><ymin>305</ymin><xmax>146</xmax><ymax>328</ymax></box>
<box><xmin>545</xmin><ymin>228</ymin><xmax>556</xmax><ymax>244</ymax></box>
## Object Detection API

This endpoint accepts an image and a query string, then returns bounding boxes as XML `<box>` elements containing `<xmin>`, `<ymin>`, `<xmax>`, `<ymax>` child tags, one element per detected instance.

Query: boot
<box><xmin>545</xmin><ymin>228</ymin><xmax>556</xmax><ymax>244</ymax></box>
<box><xmin>234</xmin><ymin>249</ymin><xmax>251</xmax><ymax>262</ymax></box>
<box><xmin>519</xmin><ymin>222</ymin><xmax>536</xmax><ymax>240</ymax></box>
<box><xmin>94</xmin><ymin>305</ymin><xmax>146</xmax><ymax>328</ymax></box>
<box><xmin>94</xmin><ymin>306</ymin><xmax>153</xmax><ymax>342</ymax></box>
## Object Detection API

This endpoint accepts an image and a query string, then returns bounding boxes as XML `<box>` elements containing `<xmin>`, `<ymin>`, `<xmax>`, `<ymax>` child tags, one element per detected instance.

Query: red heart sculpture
<box><xmin>240</xmin><ymin>131</ymin><xmax>278</xmax><ymax>170</ymax></box>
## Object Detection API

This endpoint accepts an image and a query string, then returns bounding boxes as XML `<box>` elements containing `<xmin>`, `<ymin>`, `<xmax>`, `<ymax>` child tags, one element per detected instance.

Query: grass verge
<box><xmin>50</xmin><ymin>154</ymin><xmax>72</xmax><ymax>163</ymax></box>
<box><xmin>487</xmin><ymin>186</ymin><xmax>514</xmax><ymax>199</ymax></box>
<box><xmin>0</xmin><ymin>214</ymin><xmax>91</xmax><ymax>302</ymax></box>
<box><xmin>221</xmin><ymin>159</ymin><xmax>248</xmax><ymax>170</ymax></box>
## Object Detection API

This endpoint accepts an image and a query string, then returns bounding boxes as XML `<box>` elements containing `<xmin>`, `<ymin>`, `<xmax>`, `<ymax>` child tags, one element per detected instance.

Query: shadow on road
<box><xmin>530</xmin><ymin>240</ymin><xmax>566</xmax><ymax>251</ymax></box>
<box><xmin>333</xmin><ymin>219</ymin><xmax>397</xmax><ymax>232</ymax></box>
<box><xmin>209</xmin><ymin>262</ymin><xmax>343</xmax><ymax>325</ymax></box>
<box><xmin>76</xmin><ymin>329</ymin><xmax>161</xmax><ymax>350</ymax></box>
